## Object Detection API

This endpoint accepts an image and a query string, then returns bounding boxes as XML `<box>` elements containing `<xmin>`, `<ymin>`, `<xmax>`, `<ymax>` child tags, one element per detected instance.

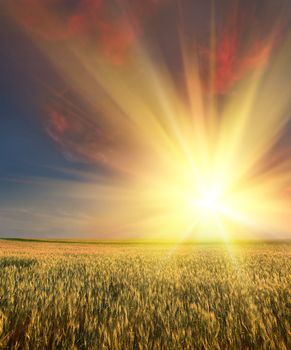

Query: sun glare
<box><xmin>195</xmin><ymin>188</ymin><xmax>222</xmax><ymax>213</ymax></box>
<box><xmin>18</xmin><ymin>1</ymin><xmax>291</xmax><ymax>242</ymax></box>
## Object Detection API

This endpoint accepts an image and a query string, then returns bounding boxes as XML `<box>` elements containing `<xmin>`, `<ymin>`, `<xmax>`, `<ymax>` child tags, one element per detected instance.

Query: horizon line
<box><xmin>1</xmin><ymin>237</ymin><xmax>290</xmax><ymax>245</ymax></box>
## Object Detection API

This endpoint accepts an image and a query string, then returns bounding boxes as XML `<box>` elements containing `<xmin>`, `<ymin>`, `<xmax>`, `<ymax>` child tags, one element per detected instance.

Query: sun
<box><xmin>187</xmin><ymin>176</ymin><xmax>225</xmax><ymax>214</ymax></box>
<box><xmin>181</xmin><ymin>177</ymin><xmax>234</xmax><ymax>240</ymax></box>
<box><xmin>195</xmin><ymin>190</ymin><xmax>222</xmax><ymax>213</ymax></box>
<box><xmin>33</xmin><ymin>4</ymin><xmax>291</xmax><ymax>242</ymax></box>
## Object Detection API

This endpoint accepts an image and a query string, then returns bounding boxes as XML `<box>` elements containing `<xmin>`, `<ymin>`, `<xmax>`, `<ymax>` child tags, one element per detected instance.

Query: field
<box><xmin>0</xmin><ymin>240</ymin><xmax>290</xmax><ymax>349</ymax></box>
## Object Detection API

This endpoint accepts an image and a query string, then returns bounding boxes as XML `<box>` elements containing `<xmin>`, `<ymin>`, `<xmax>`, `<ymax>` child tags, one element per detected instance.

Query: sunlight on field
<box><xmin>0</xmin><ymin>240</ymin><xmax>289</xmax><ymax>349</ymax></box>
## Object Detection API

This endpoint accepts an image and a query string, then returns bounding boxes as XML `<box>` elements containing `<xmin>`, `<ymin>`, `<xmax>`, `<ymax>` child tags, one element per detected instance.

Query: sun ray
<box><xmin>6</xmin><ymin>1</ymin><xmax>291</xmax><ymax>241</ymax></box>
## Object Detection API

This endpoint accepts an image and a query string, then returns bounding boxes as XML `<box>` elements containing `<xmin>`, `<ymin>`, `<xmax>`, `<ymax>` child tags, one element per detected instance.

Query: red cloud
<box><xmin>213</xmin><ymin>27</ymin><xmax>274</xmax><ymax>94</ymax></box>
<box><xmin>7</xmin><ymin>0</ymin><xmax>167</xmax><ymax>65</ymax></box>
<box><xmin>199</xmin><ymin>4</ymin><xmax>284</xmax><ymax>94</ymax></box>
<box><xmin>96</xmin><ymin>17</ymin><xmax>135</xmax><ymax>65</ymax></box>
<box><xmin>46</xmin><ymin>107</ymin><xmax>110</xmax><ymax>163</ymax></box>
<box><xmin>48</xmin><ymin>109</ymin><xmax>69</xmax><ymax>134</ymax></box>
<box><xmin>8</xmin><ymin>0</ymin><xmax>81</xmax><ymax>41</ymax></box>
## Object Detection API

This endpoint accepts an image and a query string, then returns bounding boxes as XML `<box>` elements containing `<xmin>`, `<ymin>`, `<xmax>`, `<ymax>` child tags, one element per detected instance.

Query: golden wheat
<box><xmin>0</xmin><ymin>240</ymin><xmax>290</xmax><ymax>349</ymax></box>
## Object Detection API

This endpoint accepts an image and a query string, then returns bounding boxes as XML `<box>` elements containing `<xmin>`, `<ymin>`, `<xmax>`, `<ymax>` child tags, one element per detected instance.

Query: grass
<box><xmin>0</xmin><ymin>239</ymin><xmax>290</xmax><ymax>349</ymax></box>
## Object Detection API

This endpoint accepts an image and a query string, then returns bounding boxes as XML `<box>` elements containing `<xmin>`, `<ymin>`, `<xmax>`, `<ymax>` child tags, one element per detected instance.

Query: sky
<box><xmin>0</xmin><ymin>0</ymin><xmax>291</xmax><ymax>240</ymax></box>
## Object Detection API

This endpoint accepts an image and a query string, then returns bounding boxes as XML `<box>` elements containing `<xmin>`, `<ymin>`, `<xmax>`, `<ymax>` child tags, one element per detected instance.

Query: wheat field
<box><xmin>0</xmin><ymin>240</ymin><xmax>290</xmax><ymax>349</ymax></box>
